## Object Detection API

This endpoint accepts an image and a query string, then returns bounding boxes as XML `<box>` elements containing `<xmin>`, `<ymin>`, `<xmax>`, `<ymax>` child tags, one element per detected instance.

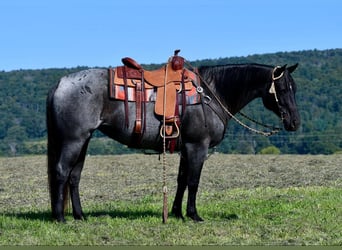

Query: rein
<box><xmin>185</xmin><ymin>61</ymin><xmax>282</xmax><ymax>137</ymax></box>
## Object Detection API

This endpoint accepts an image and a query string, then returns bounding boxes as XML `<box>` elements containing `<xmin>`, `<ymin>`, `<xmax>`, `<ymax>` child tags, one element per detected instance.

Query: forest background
<box><xmin>0</xmin><ymin>48</ymin><xmax>341</xmax><ymax>156</ymax></box>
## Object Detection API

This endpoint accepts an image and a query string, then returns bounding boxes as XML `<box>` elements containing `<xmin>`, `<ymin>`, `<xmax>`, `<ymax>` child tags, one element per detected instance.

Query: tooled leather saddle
<box><xmin>108</xmin><ymin>50</ymin><xmax>201</xmax><ymax>151</ymax></box>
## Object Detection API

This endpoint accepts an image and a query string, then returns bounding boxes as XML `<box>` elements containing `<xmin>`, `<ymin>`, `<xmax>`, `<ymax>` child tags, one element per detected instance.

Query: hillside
<box><xmin>0</xmin><ymin>49</ymin><xmax>341</xmax><ymax>156</ymax></box>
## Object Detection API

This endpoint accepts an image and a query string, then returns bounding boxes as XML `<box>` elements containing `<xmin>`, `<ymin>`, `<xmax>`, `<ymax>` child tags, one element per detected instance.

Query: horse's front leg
<box><xmin>172</xmin><ymin>143</ymin><xmax>207</xmax><ymax>222</ymax></box>
<box><xmin>171</xmin><ymin>154</ymin><xmax>188</xmax><ymax>220</ymax></box>
<box><xmin>185</xmin><ymin>143</ymin><xmax>208</xmax><ymax>222</ymax></box>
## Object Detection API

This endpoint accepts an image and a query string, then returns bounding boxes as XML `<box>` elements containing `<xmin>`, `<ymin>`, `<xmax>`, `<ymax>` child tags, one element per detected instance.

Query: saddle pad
<box><xmin>112</xmin><ymin>83</ymin><xmax>201</xmax><ymax>105</ymax></box>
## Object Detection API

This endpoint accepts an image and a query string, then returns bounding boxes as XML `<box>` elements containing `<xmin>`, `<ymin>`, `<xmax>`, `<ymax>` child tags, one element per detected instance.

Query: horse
<box><xmin>46</xmin><ymin>62</ymin><xmax>300</xmax><ymax>222</ymax></box>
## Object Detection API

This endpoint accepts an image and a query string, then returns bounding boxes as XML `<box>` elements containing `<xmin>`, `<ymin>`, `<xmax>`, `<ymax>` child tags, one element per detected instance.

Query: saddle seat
<box><xmin>117</xmin><ymin>57</ymin><xmax>193</xmax><ymax>88</ymax></box>
<box><xmin>113</xmin><ymin>57</ymin><xmax>195</xmax><ymax>89</ymax></box>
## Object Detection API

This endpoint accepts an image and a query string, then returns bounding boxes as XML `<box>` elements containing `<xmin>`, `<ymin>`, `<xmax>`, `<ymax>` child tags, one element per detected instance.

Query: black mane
<box><xmin>198</xmin><ymin>63</ymin><xmax>273</xmax><ymax>86</ymax></box>
<box><xmin>198</xmin><ymin>63</ymin><xmax>275</xmax><ymax>112</ymax></box>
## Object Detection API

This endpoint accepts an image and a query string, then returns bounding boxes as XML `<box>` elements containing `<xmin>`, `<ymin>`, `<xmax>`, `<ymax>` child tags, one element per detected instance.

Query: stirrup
<box><xmin>160</xmin><ymin>120</ymin><xmax>180</xmax><ymax>139</ymax></box>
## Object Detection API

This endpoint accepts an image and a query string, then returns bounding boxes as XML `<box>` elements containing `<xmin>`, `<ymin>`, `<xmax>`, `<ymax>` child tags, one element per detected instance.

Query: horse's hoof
<box><xmin>74</xmin><ymin>213</ymin><xmax>86</xmax><ymax>221</ymax></box>
<box><xmin>171</xmin><ymin>209</ymin><xmax>185</xmax><ymax>221</ymax></box>
<box><xmin>173</xmin><ymin>213</ymin><xmax>185</xmax><ymax>221</ymax></box>
<box><xmin>54</xmin><ymin>217</ymin><xmax>66</xmax><ymax>223</ymax></box>
<box><xmin>187</xmin><ymin>213</ymin><xmax>204</xmax><ymax>222</ymax></box>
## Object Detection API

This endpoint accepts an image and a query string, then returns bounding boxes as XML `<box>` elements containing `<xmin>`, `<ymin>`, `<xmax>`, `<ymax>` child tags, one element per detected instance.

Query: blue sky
<box><xmin>0</xmin><ymin>0</ymin><xmax>341</xmax><ymax>71</ymax></box>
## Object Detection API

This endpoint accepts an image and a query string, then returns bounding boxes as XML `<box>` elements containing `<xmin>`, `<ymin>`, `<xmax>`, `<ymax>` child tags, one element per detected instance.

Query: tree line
<box><xmin>0</xmin><ymin>49</ymin><xmax>341</xmax><ymax>156</ymax></box>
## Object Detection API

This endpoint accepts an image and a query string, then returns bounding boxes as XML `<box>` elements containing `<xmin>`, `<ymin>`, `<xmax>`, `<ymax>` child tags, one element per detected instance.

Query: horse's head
<box><xmin>262</xmin><ymin>64</ymin><xmax>300</xmax><ymax>131</ymax></box>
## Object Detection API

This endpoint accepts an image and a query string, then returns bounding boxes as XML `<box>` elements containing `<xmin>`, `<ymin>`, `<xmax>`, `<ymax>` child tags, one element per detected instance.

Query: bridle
<box><xmin>186</xmin><ymin>61</ymin><xmax>284</xmax><ymax>136</ymax></box>
<box><xmin>269</xmin><ymin>66</ymin><xmax>284</xmax><ymax>102</ymax></box>
<box><xmin>269</xmin><ymin>66</ymin><xmax>289</xmax><ymax>122</ymax></box>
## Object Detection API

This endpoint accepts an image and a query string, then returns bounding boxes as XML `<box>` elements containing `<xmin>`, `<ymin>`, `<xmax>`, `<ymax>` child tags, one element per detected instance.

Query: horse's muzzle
<box><xmin>283</xmin><ymin>115</ymin><xmax>300</xmax><ymax>131</ymax></box>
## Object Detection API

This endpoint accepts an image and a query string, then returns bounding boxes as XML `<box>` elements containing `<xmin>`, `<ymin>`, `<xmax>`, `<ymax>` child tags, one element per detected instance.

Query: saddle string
<box><xmin>162</xmin><ymin>61</ymin><xmax>169</xmax><ymax>224</ymax></box>
<box><xmin>184</xmin><ymin>60</ymin><xmax>281</xmax><ymax>137</ymax></box>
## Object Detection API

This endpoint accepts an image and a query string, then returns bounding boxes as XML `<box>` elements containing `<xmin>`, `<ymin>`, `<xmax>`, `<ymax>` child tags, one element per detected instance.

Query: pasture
<box><xmin>0</xmin><ymin>154</ymin><xmax>341</xmax><ymax>245</ymax></box>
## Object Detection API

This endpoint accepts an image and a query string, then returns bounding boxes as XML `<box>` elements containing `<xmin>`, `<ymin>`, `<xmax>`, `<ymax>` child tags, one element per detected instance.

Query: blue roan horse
<box><xmin>47</xmin><ymin>62</ymin><xmax>300</xmax><ymax>222</ymax></box>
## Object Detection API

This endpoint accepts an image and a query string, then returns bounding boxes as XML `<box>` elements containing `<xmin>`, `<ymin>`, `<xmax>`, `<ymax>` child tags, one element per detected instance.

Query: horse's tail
<box><xmin>46</xmin><ymin>84</ymin><xmax>70</xmax><ymax>217</ymax></box>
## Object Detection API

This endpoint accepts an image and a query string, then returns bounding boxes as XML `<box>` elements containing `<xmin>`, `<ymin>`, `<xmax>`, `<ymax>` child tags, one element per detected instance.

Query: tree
<box><xmin>259</xmin><ymin>146</ymin><xmax>281</xmax><ymax>155</ymax></box>
<box><xmin>3</xmin><ymin>125</ymin><xmax>28</xmax><ymax>156</ymax></box>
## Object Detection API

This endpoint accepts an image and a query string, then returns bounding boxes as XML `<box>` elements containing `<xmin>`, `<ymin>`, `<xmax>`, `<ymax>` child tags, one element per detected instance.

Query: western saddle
<box><xmin>108</xmin><ymin>50</ymin><xmax>200</xmax><ymax>150</ymax></box>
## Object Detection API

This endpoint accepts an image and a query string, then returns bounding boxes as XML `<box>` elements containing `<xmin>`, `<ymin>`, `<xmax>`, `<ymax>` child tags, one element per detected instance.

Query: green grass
<box><xmin>1</xmin><ymin>154</ymin><xmax>341</xmax><ymax>245</ymax></box>
<box><xmin>1</xmin><ymin>186</ymin><xmax>341</xmax><ymax>245</ymax></box>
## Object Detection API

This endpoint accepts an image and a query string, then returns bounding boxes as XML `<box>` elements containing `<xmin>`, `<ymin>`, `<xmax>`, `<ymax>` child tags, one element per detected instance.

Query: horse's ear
<box><xmin>274</xmin><ymin>64</ymin><xmax>287</xmax><ymax>77</ymax></box>
<box><xmin>287</xmin><ymin>63</ymin><xmax>298</xmax><ymax>73</ymax></box>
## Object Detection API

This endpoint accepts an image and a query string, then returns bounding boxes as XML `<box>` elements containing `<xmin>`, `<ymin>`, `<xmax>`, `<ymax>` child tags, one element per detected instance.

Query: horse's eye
<box><xmin>278</xmin><ymin>89</ymin><xmax>287</xmax><ymax>95</ymax></box>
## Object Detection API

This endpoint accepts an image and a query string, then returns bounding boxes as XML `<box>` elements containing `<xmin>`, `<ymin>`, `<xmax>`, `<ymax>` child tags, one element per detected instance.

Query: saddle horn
<box><xmin>171</xmin><ymin>49</ymin><xmax>184</xmax><ymax>71</ymax></box>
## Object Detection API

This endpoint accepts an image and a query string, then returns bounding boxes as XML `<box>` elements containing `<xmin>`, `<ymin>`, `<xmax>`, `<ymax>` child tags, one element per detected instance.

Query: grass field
<box><xmin>0</xmin><ymin>154</ymin><xmax>341</xmax><ymax>245</ymax></box>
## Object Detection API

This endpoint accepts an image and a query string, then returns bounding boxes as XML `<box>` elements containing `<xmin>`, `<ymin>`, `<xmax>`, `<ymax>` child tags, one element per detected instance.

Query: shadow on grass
<box><xmin>3</xmin><ymin>208</ymin><xmax>162</xmax><ymax>222</ymax></box>
<box><xmin>3</xmin><ymin>211</ymin><xmax>52</xmax><ymax>221</ymax></box>
<box><xmin>3</xmin><ymin>209</ymin><xmax>240</xmax><ymax>222</ymax></box>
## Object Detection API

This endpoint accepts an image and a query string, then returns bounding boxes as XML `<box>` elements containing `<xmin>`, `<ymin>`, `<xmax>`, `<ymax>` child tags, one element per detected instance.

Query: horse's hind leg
<box><xmin>49</xmin><ymin>168</ymin><xmax>68</xmax><ymax>222</ymax></box>
<box><xmin>69</xmin><ymin>138</ymin><xmax>91</xmax><ymax>220</ymax></box>
<box><xmin>49</xmin><ymin>154</ymin><xmax>71</xmax><ymax>222</ymax></box>
<box><xmin>49</xmin><ymin>139</ymin><xmax>89</xmax><ymax>222</ymax></box>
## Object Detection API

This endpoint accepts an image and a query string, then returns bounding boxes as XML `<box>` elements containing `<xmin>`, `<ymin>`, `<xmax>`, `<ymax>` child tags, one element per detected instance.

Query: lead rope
<box><xmin>162</xmin><ymin>61</ymin><xmax>169</xmax><ymax>223</ymax></box>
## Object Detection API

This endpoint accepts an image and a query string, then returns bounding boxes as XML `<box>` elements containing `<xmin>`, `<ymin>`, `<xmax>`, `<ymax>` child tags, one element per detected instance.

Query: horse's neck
<box><xmin>211</xmin><ymin>65</ymin><xmax>270</xmax><ymax>114</ymax></box>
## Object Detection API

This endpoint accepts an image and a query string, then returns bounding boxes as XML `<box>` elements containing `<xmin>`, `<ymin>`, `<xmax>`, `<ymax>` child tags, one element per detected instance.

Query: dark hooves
<box><xmin>74</xmin><ymin>213</ymin><xmax>87</xmax><ymax>221</ymax></box>
<box><xmin>54</xmin><ymin>217</ymin><xmax>66</xmax><ymax>223</ymax></box>
<box><xmin>171</xmin><ymin>212</ymin><xmax>185</xmax><ymax>221</ymax></box>
<box><xmin>187</xmin><ymin>213</ymin><xmax>204</xmax><ymax>222</ymax></box>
